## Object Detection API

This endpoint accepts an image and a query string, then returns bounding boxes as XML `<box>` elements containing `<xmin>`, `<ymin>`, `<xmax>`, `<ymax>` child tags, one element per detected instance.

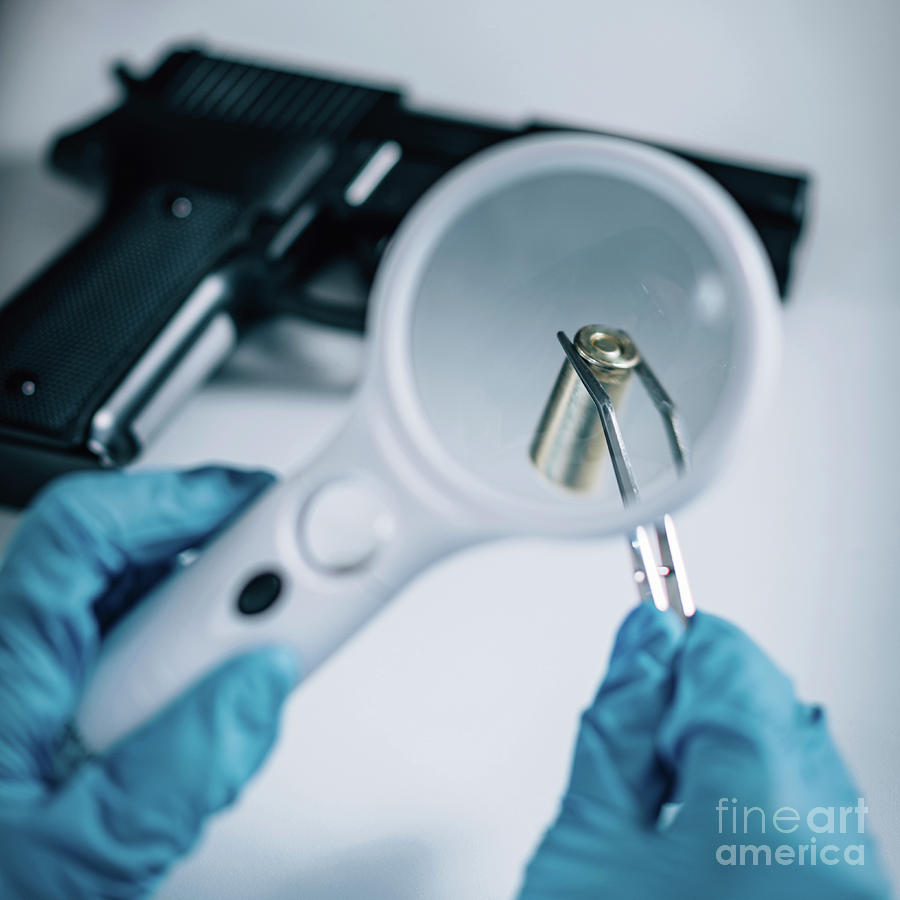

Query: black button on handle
<box><xmin>237</xmin><ymin>572</ymin><xmax>282</xmax><ymax>615</ymax></box>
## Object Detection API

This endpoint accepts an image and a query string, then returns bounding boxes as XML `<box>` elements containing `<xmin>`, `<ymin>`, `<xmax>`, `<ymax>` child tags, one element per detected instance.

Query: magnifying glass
<box><xmin>77</xmin><ymin>133</ymin><xmax>780</xmax><ymax>751</ymax></box>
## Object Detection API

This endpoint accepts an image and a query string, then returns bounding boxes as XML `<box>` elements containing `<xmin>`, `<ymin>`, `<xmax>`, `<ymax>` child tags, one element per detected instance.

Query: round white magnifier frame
<box><xmin>365</xmin><ymin>132</ymin><xmax>781</xmax><ymax>536</ymax></box>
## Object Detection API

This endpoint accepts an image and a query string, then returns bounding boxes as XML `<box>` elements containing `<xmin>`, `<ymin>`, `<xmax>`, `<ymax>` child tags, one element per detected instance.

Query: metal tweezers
<box><xmin>557</xmin><ymin>331</ymin><xmax>696</xmax><ymax>622</ymax></box>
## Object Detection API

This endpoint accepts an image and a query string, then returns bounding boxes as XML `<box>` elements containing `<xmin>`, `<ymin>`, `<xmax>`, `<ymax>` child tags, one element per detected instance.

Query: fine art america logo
<box><xmin>715</xmin><ymin>797</ymin><xmax>869</xmax><ymax>867</ymax></box>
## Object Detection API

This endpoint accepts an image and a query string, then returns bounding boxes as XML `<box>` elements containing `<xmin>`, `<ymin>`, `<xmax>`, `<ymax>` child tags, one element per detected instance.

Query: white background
<box><xmin>0</xmin><ymin>1</ymin><xmax>898</xmax><ymax>896</ymax></box>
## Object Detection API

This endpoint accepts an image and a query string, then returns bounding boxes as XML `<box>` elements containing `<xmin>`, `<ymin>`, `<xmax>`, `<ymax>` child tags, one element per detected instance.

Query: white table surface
<box><xmin>1</xmin><ymin>2</ymin><xmax>898</xmax><ymax>896</ymax></box>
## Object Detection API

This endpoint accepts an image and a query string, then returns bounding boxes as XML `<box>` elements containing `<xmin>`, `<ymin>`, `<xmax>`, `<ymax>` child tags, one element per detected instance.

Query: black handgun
<box><xmin>0</xmin><ymin>45</ymin><xmax>809</xmax><ymax>507</ymax></box>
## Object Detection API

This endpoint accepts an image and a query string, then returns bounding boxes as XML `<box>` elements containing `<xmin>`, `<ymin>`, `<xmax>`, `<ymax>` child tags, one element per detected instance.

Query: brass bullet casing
<box><xmin>530</xmin><ymin>325</ymin><xmax>640</xmax><ymax>491</ymax></box>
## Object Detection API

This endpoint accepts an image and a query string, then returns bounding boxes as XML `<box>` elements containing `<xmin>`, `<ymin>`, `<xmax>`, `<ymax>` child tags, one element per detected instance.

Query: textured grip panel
<box><xmin>0</xmin><ymin>185</ymin><xmax>242</xmax><ymax>448</ymax></box>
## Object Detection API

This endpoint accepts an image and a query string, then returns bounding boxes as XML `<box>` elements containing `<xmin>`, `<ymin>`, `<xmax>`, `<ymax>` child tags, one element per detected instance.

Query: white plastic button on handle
<box><xmin>301</xmin><ymin>478</ymin><xmax>394</xmax><ymax>572</ymax></box>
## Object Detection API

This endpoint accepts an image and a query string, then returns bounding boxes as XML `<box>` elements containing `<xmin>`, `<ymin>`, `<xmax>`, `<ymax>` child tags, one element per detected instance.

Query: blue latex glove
<box><xmin>0</xmin><ymin>468</ymin><xmax>299</xmax><ymax>899</ymax></box>
<box><xmin>519</xmin><ymin>605</ymin><xmax>893</xmax><ymax>899</ymax></box>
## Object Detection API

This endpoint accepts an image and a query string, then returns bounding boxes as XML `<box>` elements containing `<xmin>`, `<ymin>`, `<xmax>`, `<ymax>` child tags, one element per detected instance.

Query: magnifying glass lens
<box><xmin>407</xmin><ymin>161</ymin><xmax>746</xmax><ymax>530</ymax></box>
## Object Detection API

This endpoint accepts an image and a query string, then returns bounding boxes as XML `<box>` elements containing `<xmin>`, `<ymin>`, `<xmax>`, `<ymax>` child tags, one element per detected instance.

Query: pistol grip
<box><xmin>0</xmin><ymin>183</ymin><xmax>243</xmax><ymax>499</ymax></box>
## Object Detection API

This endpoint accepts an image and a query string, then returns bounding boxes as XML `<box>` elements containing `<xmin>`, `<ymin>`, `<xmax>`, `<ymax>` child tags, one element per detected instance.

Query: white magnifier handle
<box><xmin>76</xmin><ymin>424</ymin><xmax>469</xmax><ymax>752</ymax></box>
